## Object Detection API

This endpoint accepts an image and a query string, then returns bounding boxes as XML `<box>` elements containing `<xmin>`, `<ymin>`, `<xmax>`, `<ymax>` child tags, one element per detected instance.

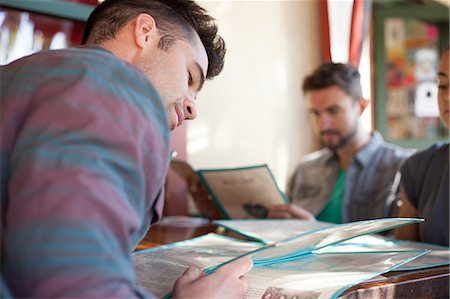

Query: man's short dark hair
<box><xmin>302</xmin><ymin>63</ymin><xmax>363</xmax><ymax>101</ymax></box>
<box><xmin>82</xmin><ymin>0</ymin><xmax>225</xmax><ymax>79</ymax></box>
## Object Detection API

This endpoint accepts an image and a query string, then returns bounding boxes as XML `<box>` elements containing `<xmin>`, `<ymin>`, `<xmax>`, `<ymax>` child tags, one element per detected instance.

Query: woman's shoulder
<box><xmin>405</xmin><ymin>143</ymin><xmax>449</xmax><ymax>168</ymax></box>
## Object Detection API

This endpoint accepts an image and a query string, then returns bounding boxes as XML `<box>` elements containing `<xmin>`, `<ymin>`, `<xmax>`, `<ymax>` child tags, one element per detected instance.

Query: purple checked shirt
<box><xmin>1</xmin><ymin>46</ymin><xmax>170</xmax><ymax>298</ymax></box>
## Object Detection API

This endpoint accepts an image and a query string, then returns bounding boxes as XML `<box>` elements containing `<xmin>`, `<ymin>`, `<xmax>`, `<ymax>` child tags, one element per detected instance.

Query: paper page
<box><xmin>198</xmin><ymin>165</ymin><xmax>287</xmax><ymax>219</ymax></box>
<box><xmin>133</xmin><ymin>234</ymin><xmax>260</xmax><ymax>298</ymax></box>
<box><xmin>321</xmin><ymin>235</ymin><xmax>450</xmax><ymax>271</ymax></box>
<box><xmin>214</xmin><ymin>219</ymin><xmax>333</xmax><ymax>244</ymax></box>
<box><xmin>256</xmin><ymin>250</ymin><xmax>427</xmax><ymax>299</ymax></box>
<box><xmin>251</xmin><ymin>218</ymin><xmax>422</xmax><ymax>263</ymax></box>
<box><xmin>132</xmin><ymin>233</ymin><xmax>427</xmax><ymax>299</ymax></box>
<box><xmin>216</xmin><ymin>219</ymin><xmax>449</xmax><ymax>271</ymax></box>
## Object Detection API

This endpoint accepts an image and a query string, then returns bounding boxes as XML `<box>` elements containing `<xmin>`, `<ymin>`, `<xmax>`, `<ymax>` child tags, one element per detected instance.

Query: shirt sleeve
<box><xmin>3</xmin><ymin>56</ymin><xmax>168</xmax><ymax>298</ymax></box>
<box><xmin>400</xmin><ymin>150</ymin><xmax>428</xmax><ymax>209</ymax></box>
<box><xmin>286</xmin><ymin>166</ymin><xmax>301</xmax><ymax>202</ymax></box>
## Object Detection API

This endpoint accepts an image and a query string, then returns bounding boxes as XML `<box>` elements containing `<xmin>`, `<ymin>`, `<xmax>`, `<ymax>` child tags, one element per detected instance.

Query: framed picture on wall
<box><xmin>373</xmin><ymin>1</ymin><xmax>449</xmax><ymax>149</ymax></box>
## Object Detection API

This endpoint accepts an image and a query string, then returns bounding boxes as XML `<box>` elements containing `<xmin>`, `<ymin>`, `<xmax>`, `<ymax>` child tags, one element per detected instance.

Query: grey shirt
<box><xmin>401</xmin><ymin>143</ymin><xmax>449</xmax><ymax>246</ymax></box>
<box><xmin>287</xmin><ymin>132</ymin><xmax>411</xmax><ymax>222</ymax></box>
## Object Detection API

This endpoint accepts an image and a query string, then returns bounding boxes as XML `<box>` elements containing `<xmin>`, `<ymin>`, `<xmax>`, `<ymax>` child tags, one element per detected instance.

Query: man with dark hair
<box><xmin>1</xmin><ymin>0</ymin><xmax>252</xmax><ymax>298</ymax></box>
<box><xmin>269</xmin><ymin>63</ymin><xmax>410</xmax><ymax>224</ymax></box>
<box><xmin>82</xmin><ymin>0</ymin><xmax>226</xmax><ymax>79</ymax></box>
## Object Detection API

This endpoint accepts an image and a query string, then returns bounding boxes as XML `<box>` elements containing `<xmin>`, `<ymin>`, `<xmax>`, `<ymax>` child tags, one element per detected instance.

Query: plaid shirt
<box><xmin>1</xmin><ymin>47</ymin><xmax>170</xmax><ymax>298</ymax></box>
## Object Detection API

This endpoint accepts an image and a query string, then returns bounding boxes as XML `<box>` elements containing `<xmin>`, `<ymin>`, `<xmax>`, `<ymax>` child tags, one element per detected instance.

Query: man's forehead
<box><xmin>307</xmin><ymin>90</ymin><xmax>355</xmax><ymax>107</ymax></box>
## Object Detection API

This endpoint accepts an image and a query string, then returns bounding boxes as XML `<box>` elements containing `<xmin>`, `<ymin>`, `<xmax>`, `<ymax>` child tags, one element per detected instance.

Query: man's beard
<box><xmin>320</xmin><ymin>124</ymin><xmax>358</xmax><ymax>151</ymax></box>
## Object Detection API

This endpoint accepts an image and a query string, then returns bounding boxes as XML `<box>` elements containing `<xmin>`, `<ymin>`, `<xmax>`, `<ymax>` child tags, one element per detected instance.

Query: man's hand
<box><xmin>268</xmin><ymin>204</ymin><xmax>316</xmax><ymax>221</ymax></box>
<box><xmin>172</xmin><ymin>256</ymin><xmax>253</xmax><ymax>299</ymax></box>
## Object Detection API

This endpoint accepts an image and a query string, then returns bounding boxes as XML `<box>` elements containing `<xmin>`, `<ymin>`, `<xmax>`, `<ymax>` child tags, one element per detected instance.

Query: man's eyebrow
<box><xmin>325</xmin><ymin>104</ymin><xmax>340</xmax><ymax>110</ymax></box>
<box><xmin>195</xmin><ymin>62</ymin><xmax>206</xmax><ymax>92</ymax></box>
<box><xmin>438</xmin><ymin>72</ymin><xmax>448</xmax><ymax>78</ymax></box>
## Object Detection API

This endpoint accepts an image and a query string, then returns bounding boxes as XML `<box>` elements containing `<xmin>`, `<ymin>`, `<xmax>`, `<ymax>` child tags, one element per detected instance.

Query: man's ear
<box><xmin>358</xmin><ymin>98</ymin><xmax>370</xmax><ymax>115</ymax></box>
<box><xmin>134</xmin><ymin>13</ymin><xmax>157</xmax><ymax>49</ymax></box>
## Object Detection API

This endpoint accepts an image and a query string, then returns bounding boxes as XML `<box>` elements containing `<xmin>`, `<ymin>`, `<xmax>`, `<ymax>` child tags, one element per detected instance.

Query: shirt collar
<box><xmin>79</xmin><ymin>44</ymin><xmax>115</xmax><ymax>56</ymax></box>
<box><xmin>353</xmin><ymin>131</ymin><xmax>384</xmax><ymax>167</ymax></box>
<box><xmin>323</xmin><ymin>148</ymin><xmax>340</xmax><ymax>166</ymax></box>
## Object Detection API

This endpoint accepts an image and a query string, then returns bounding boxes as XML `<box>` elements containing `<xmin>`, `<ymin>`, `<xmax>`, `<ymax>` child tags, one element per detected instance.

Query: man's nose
<box><xmin>184</xmin><ymin>97</ymin><xmax>197</xmax><ymax>120</ymax></box>
<box><xmin>317</xmin><ymin>114</ymin><xmax>331</xmax><ymax>129</ymax></box>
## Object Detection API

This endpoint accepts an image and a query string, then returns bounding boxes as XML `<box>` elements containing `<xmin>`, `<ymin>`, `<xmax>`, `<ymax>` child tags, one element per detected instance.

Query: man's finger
<box><xmin>175</xmin><ymin>266</ymin><xmax>204</xmax><ymax>287</ymax></box>
<box><xmin>216</xmin><ymin>256</ymin><xmax>253</xmax><ymax>277</ymax></box>
<box><xmin>268</xmin><ymin>211</ymin><xmax>292</xmax><ymax>219</ymax></box>
<box><xmin>270</xmin><ymin>204</ymin><xmax>290</xmax><ymax>212</ymax></box>
<box><xmin>287</xmin><ymin>205</ymin><xmax>316</xmax><ymax>220</ymax></box>
<box><xmin>239</xmin><ymin>275</ymin><xmax>249</xmax><ymax>292</ymax></box>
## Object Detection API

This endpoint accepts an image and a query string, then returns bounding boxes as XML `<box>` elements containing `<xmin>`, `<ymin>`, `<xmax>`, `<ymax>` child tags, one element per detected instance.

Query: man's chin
<box><xmin>321</xmin><ymin>138</ymin><xmax>337</xmax><ymax>146</ymax></box>
<box><xmin>322</xmin><ymin>141</ymin><xmax>341</xmax><ymax>151</ymax></box>
<box><xmin>325</xmin><ymin>145</ymin><xmax>339</xmax><ymax>151</ymax></box>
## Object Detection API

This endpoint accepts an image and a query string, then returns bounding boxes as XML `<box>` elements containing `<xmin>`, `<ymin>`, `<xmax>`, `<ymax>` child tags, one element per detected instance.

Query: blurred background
<box><xmin>1</xmin><ymin>0</ymin><xmax>448</xmax><ymax>215</ymax></box>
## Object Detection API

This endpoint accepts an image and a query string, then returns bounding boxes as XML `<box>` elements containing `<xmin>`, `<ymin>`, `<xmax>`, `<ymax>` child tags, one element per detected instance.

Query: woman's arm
<box><xmin>395</xmin><ymin>186</ymin><xmax>420</xmax><ymax>241</ymax></box>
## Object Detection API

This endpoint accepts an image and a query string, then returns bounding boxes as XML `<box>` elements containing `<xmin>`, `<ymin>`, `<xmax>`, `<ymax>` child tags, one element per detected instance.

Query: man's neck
<box><xmin>335</xmin><ymin>129</ymin><xmax>371</xmax><ymax>170</ymax></box>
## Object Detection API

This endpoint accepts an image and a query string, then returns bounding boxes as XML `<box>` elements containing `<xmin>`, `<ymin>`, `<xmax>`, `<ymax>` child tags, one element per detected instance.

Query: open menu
<box><xmin>133</xmin><ymin>218</ymin><xmax>431</xmax><ymax>299</ymax></box>
<box><xmin>213</xmin><ymin>218</ymin><xmax>450</xmax><ymax>271</ymax></box>
<box><xmin>170</xmin><ymin>160</ymin><xmax>287</xmax><ymax>219</ymax></box>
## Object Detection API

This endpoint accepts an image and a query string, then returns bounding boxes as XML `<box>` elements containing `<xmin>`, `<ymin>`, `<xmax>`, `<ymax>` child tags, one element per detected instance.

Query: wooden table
<box><xmin>138</xmin><ymin>222</ymin><xmax>450</xmax><ymax>298</ymax></box>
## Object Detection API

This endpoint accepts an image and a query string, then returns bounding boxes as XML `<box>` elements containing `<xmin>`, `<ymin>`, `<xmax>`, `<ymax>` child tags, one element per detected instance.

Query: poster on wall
<box><xmin>384</xmin><ymin>18</ymin><xmax>445</xmax><ymax>141</ymax></box>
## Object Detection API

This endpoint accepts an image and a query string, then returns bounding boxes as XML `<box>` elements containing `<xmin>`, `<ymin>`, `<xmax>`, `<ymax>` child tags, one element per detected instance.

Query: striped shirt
<box><xmin>1</xmin><ymin>46</ymin><xmax>170</xmax><ymax>298</ymax></box>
